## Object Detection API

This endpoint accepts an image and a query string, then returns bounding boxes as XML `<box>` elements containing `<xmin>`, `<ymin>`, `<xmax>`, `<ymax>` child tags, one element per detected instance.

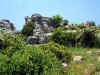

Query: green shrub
<box><xmin>52</xmin><ymin>14</ymin><xmax>63</xmax><ymax>28</ymax></box>
<box><xmin>0</xmin><ymin>46</ymin><xmax>66</xmax><ymax>75</ymax></box>
<box><xmin>50</xmin><ymin>25</ymin><xmax>100</xmax><ymax>48</ymax></box>
<box><xmin>0</xmin><ymin>33</ymin><xmax>26</xmax><ymax>57</ymax></box>
<box><xmin>63</xmin><ymin>19</ymin><xmax>69</xmax><ymax>26</ymax></box>
<box><xmin>22</xmin><ymin>21</ymin><xmax>35</xmax><ymax>36</ymax></box>
<box><xmin>0</xmin><ymin>33</ymin><xmax>10</xmax><ymax>49</ymax></box>
<box><xmin>0</xmin><ymin>53</ymin><xmax>9</xmax><ymax>74</ymax></box>
<box><xmin>38</xmin><ymin>41</ymin><xmax>73</xmax><ymax>63</ymax></box>
<box><xmin>50</xmin><ymin>27</ymin><xmax>67</xmax><ymax>45</ymax></box>
<box><xmin>50</xmin><ymin>27</ymin><xmax>78</xmax><ymax>46</ymax></box>
<box><xmin>76</xmin><ymin>24</ymin><xmax>87</xmax><ymax>29</ymax></box>
<box><xmin>0</xmin><ymin>32</ymin><xmax>26</xmax><ymax>50</ymax></box>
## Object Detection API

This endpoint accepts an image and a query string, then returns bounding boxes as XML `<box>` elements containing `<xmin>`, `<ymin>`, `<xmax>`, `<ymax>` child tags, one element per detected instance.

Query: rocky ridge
<box><xmin>26</xmin><ymin>14</ymin><xmax>55</xmax><ymax>44</ymax></box>
<box><xmin>0</xmin><ymin>19</ymin><xmax>16</xmax><ymax>32</ymax></box>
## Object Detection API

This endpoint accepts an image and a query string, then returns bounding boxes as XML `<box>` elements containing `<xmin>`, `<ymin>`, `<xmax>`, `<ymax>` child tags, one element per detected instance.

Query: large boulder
<box><xmin>26</xmin><ymin>36</ymin><xmax>39</xmax><ymax>44</ymax></box>
<box><xmin>0</xmin><ymin>19</ymin><xmax>16</xmax><ymax>31</ymax></box>
<box><xmin>25</xmin><ymin>13</ymin><xmax>55</xmax><ymax>44</ymax></box>
<box><xmin>84</xmin><ymin>20</ymin><xmax>96</xmax><ymax>26</ymax></box>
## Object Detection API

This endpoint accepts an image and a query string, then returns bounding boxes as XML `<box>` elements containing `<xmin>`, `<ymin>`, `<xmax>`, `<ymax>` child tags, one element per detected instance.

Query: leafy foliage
<box><xmin>0</xmin><ymin>32</ymin><xmax>69</xmax><ymax>75</ymax></box>
<box><xmin>22</xmin><ymin>21</ymin><xmax>35</xmax><ymax>36</ymax></box>
<box><xmin>0</xmin><ymin>33</ymin><xmax>25</xmax><ymax>49</ymax></box>
<box><xmin>50</xmin><ymin>24</ymin><xmax>100</xmax><ymax>48</ymax></box>
<box><xmin>38</xmin><ymin>41</ymin><xmax>73</xmax><ymax>63</ymax></box>
<box><xmin>50</xmin><ymin>27</ymin><xmax>67</xmax><ymax>45</ymax></box>
<box><xmin>0</xmin><ymin>45</ymin><xmax>67</xmax><ymax>75</ymax></box>
<box><xmin>52</xmin><ymin>14</ymin><xmax>63</xmax><ymax>27</ymax></box>
<box><xmin>52</xmin><ymin>14</ymin><xmax>69</xmax><ymax>27</ymax></box>
<box><xmin>63</xmin><ymin>19</ymin><xmax>69</xmax><ymax>25</ymax></box>
<box><xmin>80</xmin><ymin>26</ymin><xmax>100</xmax><ymax>47</ymax></box>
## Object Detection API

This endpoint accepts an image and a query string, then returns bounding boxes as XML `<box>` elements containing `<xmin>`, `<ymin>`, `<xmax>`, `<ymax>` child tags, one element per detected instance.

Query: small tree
<box><xmin>52</xmin><ymin>14</ymin><xmax>63</xmax><ymax>28</ymax></box>
<box><xmin>63</xmin><ymin>19</ymin><xmax>69</xmax><ymax>26</ymax></box>
<box><xmin>22</xmin><ymin>21</ymin><xmax>35</xmax><ymax>37</ymax></box>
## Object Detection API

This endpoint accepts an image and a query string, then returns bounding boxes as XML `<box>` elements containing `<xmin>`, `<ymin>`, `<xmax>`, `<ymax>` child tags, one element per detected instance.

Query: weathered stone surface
<box><xmin>25</xmin><ymin>13</ymin><xmax>55</xmax><ymax>44</ymax></box>
<box><xmin>62</xmin><ymin>62</ymin><xmax>68</xmax><ymax>68</ymax></box>
<box><xmin>14</xmin><ymin>30</ymin><xmax>22</xmax><ymax>36</ymax></box>
<box><xmin>26</xmin><ymin>36</ymin><xmax>39</xmax><ymax>44</ymax></box>
<box><xmin>0</xmin><ymin>19</ymin><xmax>16</xmax><ymax>31</ymax></box>
<box><xmin>25</xmin><ymin>16</ymin><xmax>32</xmax><ymax>23</ymax></box>
<box><xmin>87</xmin><ymin>51</ymin><xmax>92</xmax><ymax>55</ymax></box>
<box><xmin>26</xmin><ymin>33</ymin><xmax>52</xmax><ymax>44</ymax></box>
<box><xmin>73</xmin><ymin>56</ymin><xmax>83</xmax><ymax>62</ymax></box>
<box><xmin>84</xmin><ymin>20</ymin><xmax>95</xmax><ymax>26</ymax></box>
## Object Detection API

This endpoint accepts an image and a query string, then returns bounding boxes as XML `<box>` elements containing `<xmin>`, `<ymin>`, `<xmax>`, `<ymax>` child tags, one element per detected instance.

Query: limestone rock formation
<box><xmin>0</xmin><ymin>19</ymin><xmax>16</xmax><ymax>31</ymax></box>
<box><xmin>84</xmin><ymin>20</ymin><xmax>96</xmax><ymax>26</ymax></box>
<box><xmin>26</xmin><ymin>13</ymin><xmax>55</xmax><ymax>44</ymax></box>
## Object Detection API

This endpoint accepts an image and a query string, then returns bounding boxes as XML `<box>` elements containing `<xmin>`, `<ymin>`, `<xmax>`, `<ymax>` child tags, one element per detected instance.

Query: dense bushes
<box><xmin>80</xmin><ymin>26</ymin><xmax>100</xmax><ymax>47</ymax></box>
<box><xmin>22</xmin><ymin>21</ymin><xmax>35</xmax><ymax>36</ymax></box>
<box><xmin>0</xmin><ymin>33</ymin><xmax>70</xmax><ymax>75</ymax></box>
<box><xmin>50</xmin><ymin>27</ymin><xmax>78</xmax><ymax>46</ymax></box>
<box><xmin>52</xmin><ymin>14</ymin><xmax>69</xmax><ymax>27</ymax></box>
<box><xmin>0</xmin><ymin>33</ymin><xmax>26</xmax><ymax>50</ymax></box>
<box><xmin>50</xmin><ymin>25</ymin><xmax>100</xmax><ymax>48</ymax></box>
<box><xmin>49</xmin><ymin>27</ymin><xmax>67</xmax><ymax>45</ymax></box>
<box><xmin>52</xmin><ymin>14</ymin><xmax>63</xmax><ymax>27</ymax></box>
<box><xmin>0</xmin><ymin>45</ymin><xmax>66</xmax><ymax>75</ymax></box>
<box><xmin>38</xmin><ymin>42</ymin><xmax>73</xmax><ymax>63</ymax></box>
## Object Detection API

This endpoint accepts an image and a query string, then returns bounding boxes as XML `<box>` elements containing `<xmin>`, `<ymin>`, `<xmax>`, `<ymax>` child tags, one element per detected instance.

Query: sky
<box><xmin>0</xmin><ymin>0</ymin><xmax>100</xmax><ymax>30</ymax></box>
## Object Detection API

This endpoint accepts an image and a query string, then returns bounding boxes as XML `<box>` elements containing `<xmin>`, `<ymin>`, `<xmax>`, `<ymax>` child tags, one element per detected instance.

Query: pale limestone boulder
<box><xmin>73</xmin><ymin>56</ymin><xmax>83</xmax><ymax>62</ymax></box>
<box><xmin>87</xmin><ymin>51</ymin><xmax>92</xmax><ymax>55</ymax></box>
<box><xmin>62</xmin><ymin>62</ymin><xmax>68</xmax><ymax>68</ymax></box>
<box><xmin>97</xmin><ymin>56</ymin><xmax>100</xmax><ymax>62</ymax></box>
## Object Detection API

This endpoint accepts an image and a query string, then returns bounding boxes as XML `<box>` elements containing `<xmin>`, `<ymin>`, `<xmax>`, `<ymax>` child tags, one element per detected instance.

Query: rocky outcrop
<box><xmin>0</xmin><ymin>19</ymin><xmax>16</xmax><ymax>31</ymax></box>
<box><xmin>84</xmin><ymin>20</ymin><xmax>96</xmax><ymax>26</ymax></box>
<box><xmin>26</xmin><ymin>14</ymin><xmax>55</xmax><ymax>44</ymax></box>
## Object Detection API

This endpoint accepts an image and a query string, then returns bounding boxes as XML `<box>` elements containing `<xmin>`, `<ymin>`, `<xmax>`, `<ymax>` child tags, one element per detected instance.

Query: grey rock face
<box><xmin>0</xmin><ymin>19</ymin><xmax>16</xmax><ymax>31</ymax></box>
<box><xmin>25</xmin><ymin>16</ymin><xmax>32</xmax><ymax>23</ymax></box>
<box><xmin>26</xmin><ymin>36</ymin><xmax>39</xmax><ymax>44</ymax></box>
<box><xmin>84</xmin><ymin>20</ymin><xmax>95</xmax><ymax>26</ymax></box>
<box><xmin>26</xmin><ymin>13</ymin><xmax>54</xmax><ymax>44</ymax></box>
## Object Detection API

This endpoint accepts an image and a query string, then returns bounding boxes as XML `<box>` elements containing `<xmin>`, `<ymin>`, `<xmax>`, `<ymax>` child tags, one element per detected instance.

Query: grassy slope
<box><xmin>67</xmin><ymin>47</ymin><xmax>100</xmax><ymax>75</ymax></box>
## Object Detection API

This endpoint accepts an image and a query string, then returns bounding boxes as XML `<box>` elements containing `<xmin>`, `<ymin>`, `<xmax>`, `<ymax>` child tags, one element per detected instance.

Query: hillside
<box><xmin>0</xmin><ymin>14</ymin><xmax>100</xmax><ymax>75</ymax></box>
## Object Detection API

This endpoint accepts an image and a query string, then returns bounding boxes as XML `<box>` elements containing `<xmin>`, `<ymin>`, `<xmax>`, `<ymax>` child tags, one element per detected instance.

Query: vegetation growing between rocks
<box><xmin>52</xmin><ymin>14</ymin><xmax>69</xmax><ymax>27</ymax></box>
<box><xmin>22</xmin><ymin>21</ymin><xmax>35</xmax><ymax>37</ymax></box>
<box><xmin>0</xmin><ymin>32</ymin><xmax>72</xmax><ymax>75</ymax></box>
<box><xmin>50</xmin><ymin>24</ymin><xmax>100</xmax><ymax>48</ymax></box>
<box><xmin>1</xmin><ymin>14</ymin><xmax>100</xmax><ymax>75</ymax></box>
